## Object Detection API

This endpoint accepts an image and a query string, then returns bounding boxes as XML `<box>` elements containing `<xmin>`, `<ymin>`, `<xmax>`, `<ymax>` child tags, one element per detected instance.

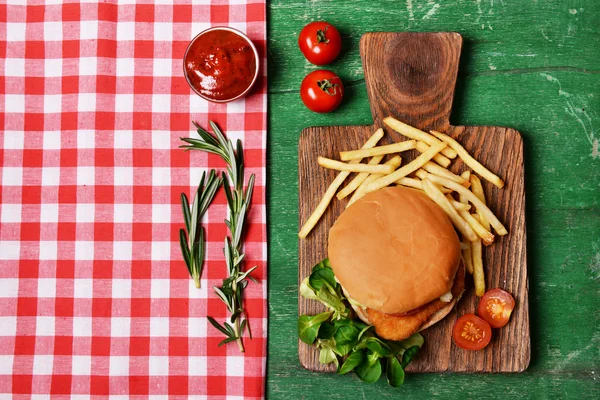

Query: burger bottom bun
<box><xmin>350</xmin><ymin>260</ymin><xmax>465</xmax><ymax>341</ymax></box>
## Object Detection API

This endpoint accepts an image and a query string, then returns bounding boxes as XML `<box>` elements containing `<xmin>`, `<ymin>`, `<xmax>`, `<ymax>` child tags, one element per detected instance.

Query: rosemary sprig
<box><xmin>181</xmin><ymin>121</ymin><xmax>257</xmax><ymax>352</ymax></box>
<box><xmin>180</xmin><ymin>170</ymin><xmax>222</xmax><ymax>288</ymax></box>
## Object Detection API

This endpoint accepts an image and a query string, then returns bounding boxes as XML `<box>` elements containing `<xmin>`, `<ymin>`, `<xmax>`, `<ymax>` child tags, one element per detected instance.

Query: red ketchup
<box><xmin>185</xmin><ymin>29</ymin><xmax>257</xmax><ymax>101</ymax></box>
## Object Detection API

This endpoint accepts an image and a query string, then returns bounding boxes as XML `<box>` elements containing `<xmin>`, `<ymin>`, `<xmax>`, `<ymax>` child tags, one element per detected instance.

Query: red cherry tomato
<box><xmin>477</xmin><ymin>288</ymin><xmax>516</xmax><ymax>328</ymax></box>
<box><xmin>452</xmin><ymin>314</ymin><xmax>492</xmax><ymax>351</ymax></box>
<box><xmin>300</xmin><ymin>70</ymin><xmax>344</xmax><ymax>113</ymax></box>
<box><xmin>298</xmin><ymin>21</ymin><xmax>342</xmax><ymax>65</ymax></box>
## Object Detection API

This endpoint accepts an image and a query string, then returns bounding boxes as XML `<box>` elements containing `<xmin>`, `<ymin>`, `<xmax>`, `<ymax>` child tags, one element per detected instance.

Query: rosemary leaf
<box><xmin>207</xmin><ymin>316</ymin><xmax>231</xmax><ymax>337</ymax></box>
<box><xmin>181</xmin><ymin>194</ymin><xmax>191</xmax><ymax>233</ymax></box>
<box><xmin>182</xmin><ymin>121</ymin><xmax>258</xmax><ymax>353</ymax></box>
<box><xmin>224</xmin><ymin>322</ymin><xmax>236</xmax><ymax>337</ymax></box>
<box><xmin>188</xmin><ymin>174</ymin><xmax>202</xmax><ymax>250</ymax></box>
<box><xmin>246</xmin><ymin>315</ymin><xmax>253</xmax><ymax>340</ymax></box>
<box><xmin>244</xmin><ymin>174</ymin><xmax>256</xmax><ymax>204</ymax></box>
<box><xmin>240</xmin><ymin>319</ymin><xmax>247</xmax><ymax>336</ymax></box>
<box><xmin>179</xmin><ymin>229</ymin><xmax>192</xmax><ymax>275</ymax></box>
<box><xmin>236</xmin><ymin>266</ymin><xmax>258</xmax><ymax>284</ymax></box>
<box><xmin>179</xmin><ymin>169</ymin><xmax>222</xmax><ymax>289</ymax></box>
<box><xmin>197</xmin><ymin>228</ymin><xmax>205</xmax><ymax>277</ymax></box>
<box><xmin>218</xmin><ymin>337</ymin><xmax>238</xmax><ymax>347</ymax></box>
<box><xmin>231</xmin><ymin>309</ymin><xmax>242</xmax><ymax>324</ymax></box>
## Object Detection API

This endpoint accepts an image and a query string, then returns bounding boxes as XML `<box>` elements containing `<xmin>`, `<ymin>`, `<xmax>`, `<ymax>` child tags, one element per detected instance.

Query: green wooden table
<box><xmin>266</xmin><ymin>1</ymin><xmax>599</xmax><ymax>398</ymax></box>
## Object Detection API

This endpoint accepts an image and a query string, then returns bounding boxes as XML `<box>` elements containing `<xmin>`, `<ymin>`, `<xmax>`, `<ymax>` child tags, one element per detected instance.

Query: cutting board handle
<box><xmin>360</xmin><ymin>32</ymin><xmax>462</xmax><ymax>133</ymax></box>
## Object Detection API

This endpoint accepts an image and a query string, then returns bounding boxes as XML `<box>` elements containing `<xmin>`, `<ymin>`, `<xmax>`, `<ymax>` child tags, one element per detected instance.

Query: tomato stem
<box><xmin>316</xmin><ymin>26</ymin><xmax>330</xmax><ymax>44</ymax></box>
<box><xmin>317</xmin><ymin>79</ymin><xmax>339</xmax><ymax>96</ymax></box>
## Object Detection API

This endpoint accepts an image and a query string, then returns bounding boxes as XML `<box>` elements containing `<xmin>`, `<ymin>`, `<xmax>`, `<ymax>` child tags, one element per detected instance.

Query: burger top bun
<box><xmin>328</xmin><ymin>186</ymin><xmax>461</xmax><ymax>314</ymax></box>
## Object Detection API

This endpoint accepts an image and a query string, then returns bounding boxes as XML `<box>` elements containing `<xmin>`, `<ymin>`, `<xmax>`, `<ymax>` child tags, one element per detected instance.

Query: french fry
<box><xmin>367</xmin><ymin>141</ymin><xmax>447</xmax><ymax>193</ymax></box>
<box><xmin>469</xmin><ymin>175</ymin><xmax>491</xmax><ymax>232</ymax></box>
<box><xmin>384</xmin><ymin>117</ymin><xmax>457</xmax><ymax>159</ymax></box>
<box><xmin>421</xmin><ymin>179</ymin><xmax>478</xmax><ymax>242</ymax></box>
<box><xmin>423</xmin><ymin>161</ymin><xmax>470</xmax><ymax>187</ymax></box>
<box><xmin>416</xmin><ymin>141</ymin><xmax>451</xmax><ymax>168</ymax></box>
<box><xmin>396</xmin><ymin>177</ymin><xmax>423</xmax><ymax>190</ymax></box>
<box><xmin>452</xmin><ymin>201</ymin><xmax>471</xmax><ymax>211</ymax></box>
<box><xmin>412</xmin><ymin>170</ymin><xmax>452</xmax><ymax>194</ymax></box>
<box><xmin>462</xmin><ymin>241</ymin><xmax>474</xmax><ymax>274</ymax></box>
<box><xmin>336</xmin><ymin>155</ymin><xmax>384</xmax><ymax>200</ymax></box>
<box><xmin>430</xmin><ymin>130</ymin><xmax>505</xmax><ymax>188</ymax></box>
<box><xmin>396</xmin><ymin>177</ymin><xmax>456</xmax><ymax>197</ymax></box>
<box><xmin>459</xmin><ymin>171</ymin><xmax>471</xmax><ymax>203</ymax></box>
<box><xmin>458</xmin><ymin>210</ymin><xmax>495</xmax><ymax>245</ymax></box>
<box><xmin>446</xmin><ymin>194</ymin><xmax>471</xmax><ymax>211</ymax></box>
<box><xmin>298</xmin><ymin>129</ymin><xmax>384</xmax><ymax>238</ymax></box>
<box><xmin>348</xmin><ymin>156</ymin><xmax>402</xmax><ymax>206</ymax></box>
<box><xmin>349</xmin><ymin>175</ymin><xmax>377</xmax><ymax>206</ymax></box>
<box><xmin>471</xmin><ymin>215</ymin><xmax>485</xmax><ymax>297</ymax></box>
<box><xmin>425</xmin><ymin>174</ymin><xmax>508</xmax><ymax>236</ymax></box>
<box><xmin>415</xmin><ymin>169</ymin><xmax>429</xmax><ymax>180</ymax></box>
<box><xmin>340</xmin><ymin>140</ymin><xmax>416</xmax><ymax>161</ymax></box>
<box><xmin>457</xmin><ymin>169</ymin><xmax>475</xmax><ymax>274</ymax></box>
<box><xmin>318</xmin><ymin>157</ymin><xmax>394</xmax><ymax>174</ymax></box>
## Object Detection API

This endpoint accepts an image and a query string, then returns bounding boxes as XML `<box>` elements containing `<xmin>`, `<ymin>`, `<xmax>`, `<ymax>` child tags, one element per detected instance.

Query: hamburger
<box><xmin>328</xmin><ymin>186</ymin><xmax>465</xmax><ymax>341</ymax></box>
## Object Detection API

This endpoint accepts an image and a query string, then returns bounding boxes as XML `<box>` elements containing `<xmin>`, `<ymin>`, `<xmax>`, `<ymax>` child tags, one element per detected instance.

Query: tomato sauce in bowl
<box><xmin>184</xmin><ymin>27</ymin><xmax>259</xmax><ymax>102</ymax></box>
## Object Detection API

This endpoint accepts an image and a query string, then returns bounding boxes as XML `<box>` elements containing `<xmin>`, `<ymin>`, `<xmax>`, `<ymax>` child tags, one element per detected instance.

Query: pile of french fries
<box><xmin>298</xmin><ymin>116</ymin><xmax>508</xmax><ymax>297</ymax></box>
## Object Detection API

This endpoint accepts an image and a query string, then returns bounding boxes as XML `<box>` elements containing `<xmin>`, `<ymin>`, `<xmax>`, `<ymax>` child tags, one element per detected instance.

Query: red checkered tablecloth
<box><xmin>0</xmin><ymin>0</ymin><xmax>267</xmax><ymax>398</ymax></box>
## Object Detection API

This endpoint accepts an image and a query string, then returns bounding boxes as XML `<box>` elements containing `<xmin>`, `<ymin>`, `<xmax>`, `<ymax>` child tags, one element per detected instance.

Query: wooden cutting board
<box><xmin>298</xmin><ymin>32</ymin><xmax>530</xmax><ymax>373</ymax></box>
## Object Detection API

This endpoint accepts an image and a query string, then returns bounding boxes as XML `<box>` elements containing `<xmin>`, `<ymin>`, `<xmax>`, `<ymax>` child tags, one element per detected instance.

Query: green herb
<box><xmin>179</xmin><ymin>170</ymin><xmax>222</xmax><ymax>288</ymax></box>
<box><xmin>355</xmin><ymin>351</ymin><xmax>382</xmax><ymax>383</ymax></box>
<box><xmin>386</xmin><ymin>356</ymin><xmax>405</xmax><ymax>387</ymax></box>
<box><xmin>298</xmin><ymin>312</ymin><xmax>332</xmax><ymax>345</ymax></box>
<box><xmin>363</xmin><ymin>337</ymin><xmax>391</xmax><ymax>357</ymax></box>
<box><xmin>182</xmin><ymin>121</ymin><xmax>257</xmax><ymax>353</ymax></box>
<box><xmin>401</xmin><ymin>345</ymin><xmax>421</xmax><ymax>368</ymax></box>
<box><xmin>301</xmin><ymin>259</ymin><xmax>349</xmax><ymax>320</ymax></box>
<box><xmin>338</xmin><ymin>349</ymin><xmax>364</xmax><ymax>374</ymax></box>
<box><xmin>308</xmin><ymin>260</ymin><xmax>336</xmax><ymax>290</ymax></box>
<box><xmin>333</xmin><ymin>324</ymin><xmax>360</xmax><ymax>356</ymax></box>
<box><xmin>300</xmin><ymin>277</ymin><xmax>319</xmax><ymax>300</ymax></box>
<box><xmin>299</xmin><ymin>258</ymin><xmax>425</xmax><ymax>387</ymax></box>
<box><xmin>316</xmin><ymin>321</ymin><xmax>336</xmax><ymax>340</ymax></box>
<box><xmin>317</xmin><ymin>338</ymin><xmax>339</xmax><ymax>367</ymax></box>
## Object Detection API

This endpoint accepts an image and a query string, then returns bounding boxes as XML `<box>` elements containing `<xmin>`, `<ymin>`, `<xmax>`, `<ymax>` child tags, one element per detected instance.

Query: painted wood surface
<box><xmin>298</xmin><ymin>32</ymin><xmax>529</xmax><ymax>373</ymax></box>
<box><xmin>266</xmin><ymin>0</ymin><xmax>599</xmax><ymax>397</ymax></box>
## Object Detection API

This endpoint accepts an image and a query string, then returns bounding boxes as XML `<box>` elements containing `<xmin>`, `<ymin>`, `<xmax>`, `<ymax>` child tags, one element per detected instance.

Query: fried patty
<box><xmin>364</xmin><ymin>261</ymin><xmax>465</xmax><ymax>341</ymax></box>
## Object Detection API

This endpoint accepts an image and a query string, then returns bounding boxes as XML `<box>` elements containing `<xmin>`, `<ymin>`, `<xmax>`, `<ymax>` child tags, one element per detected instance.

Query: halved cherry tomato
<box><xmin>298</xmin><ymin>21</ymin><xmax>342</xmax><ymax>65</ymax></box>
<box><xmin>452</xmin><ymin>314</ymin><xmax>492</xmax><ymax>351</ymax></box>
<box><xmin>478</xmin><ymin>288</ymin><xmax>515</xmax><ymax>328</ymax></box>
<box><xmin>300</xmin><ymin>70</ymin><xmax>344</xmax><ymax>113</ymax></box>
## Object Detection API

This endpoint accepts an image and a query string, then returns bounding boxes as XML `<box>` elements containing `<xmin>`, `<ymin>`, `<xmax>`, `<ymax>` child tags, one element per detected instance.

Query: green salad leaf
<box><xmin>317</xmin><ymin>338</ymin><xmax>340</xmax><ymax>368</ymax></box>
<box><xmin>319</xmin><ymin>344</ymin><xmax>338</xmax><ymax>366</ymax></box>
<box><xmin>357</xmin><ymin>324</ymin><xmax>373</xmax><ymax>341</ymax></box>
<box><xmin>355</xmin><ymin>352</ymin><xmax>382</xmax><ymax>383</ymax></box>
<box><xmin>400</xmin><ymin>332</ymin><xmax>425</xmax><ymax>350</ymax></box>
<box><xmin>338</xmin><ymin>349</ymin><xmax>365</xmax><ymax>374</ymax></box>
<box><xmin>402</xmin><ymin>345</ymin><xmax>421</xmax><ymax>368</ymax></box>
<box><xmin>317</xmin><ymin>322</ymin><xmax>336</xmax><ymax>340</ymax></box>
<box><xmin>365</xmin><ymin>338</ymin><xmax>391</xmax><ymax>357</ymax></box>
<box><xmin>315</xmin><ymin>287</ymin><xmax>348</xmax><ymax>320</ymax></box>
<box><xmin>299</xmin><ymin>277</ymin><xmax>318</xmax><ymax>300</ymax></box>
<box><xmin>298</xmin><ymin>258</ymin><xmax>426</xmax><ymax>387</ymax></box>
<box><xmin>298</xmin><ymin>312</ymin><xmax>332</xmax><ymax>345</ymax></box>
<box><xmin>386</xmin><ymin>356</ymin><xmax>405</xmax><ymax>387</ymax></box>
<box><xmin>309</xmin><ymin>265</ymin><xmax>336</xmax><ymax>292</ymax></box>
<box><xmin>301</xmin><ymin>258</ymin><xmax>348</xmax><ymax>320</ymax></box>
<box><xmin>333</xmin><ymin>324</ymin><xmax>360</xmax><ymax>346</ymax></box>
